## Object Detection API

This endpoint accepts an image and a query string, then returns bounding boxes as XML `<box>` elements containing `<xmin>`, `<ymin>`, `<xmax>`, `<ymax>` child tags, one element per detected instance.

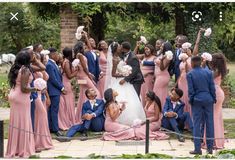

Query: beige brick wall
<box><xmin>60</xmin><ymin>5</ymin><xmax>78</xmax><ymax>51</ymax></box>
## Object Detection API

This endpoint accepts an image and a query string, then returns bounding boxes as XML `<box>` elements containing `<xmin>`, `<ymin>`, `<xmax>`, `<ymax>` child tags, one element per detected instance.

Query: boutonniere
<box><xmin>94</xmin><ymin>103</ymin><xmax>98</xmax><ymax>107</ymax></box>
<box><xmin>95</xmin><ymin>50</ymin><xmax>100</xmax><ymax>57</ymax></box>
<box><xmin>176</xmin><ymin>101</ymin><xmax>181</xmax><ymax>105</ymax></box>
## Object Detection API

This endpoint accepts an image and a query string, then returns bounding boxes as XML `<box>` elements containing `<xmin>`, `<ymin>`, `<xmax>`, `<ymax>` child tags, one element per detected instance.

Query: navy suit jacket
<box><xmin>186</xmin><ymin>66</ymin><xmax>216</xmax><ymax>105</ymax></box>
<box><xmin>163</xmin><ymin>96</ymin><xmax>185</xmax><ymax>120</ymax></box>
<box><xmin>85</xmin><ymin>51</ymin><xmax>100</xmax><ymax>82</ymax></box>
<box><xmin>173</xmin><ymin>49</ymin><xmax>181</xmax><ymax>80</ymax></box>
<box><xmin>82</xmin><ymin>99</ymin><xmax>105</xmax><ymax>118</ymax></box>
<box><xmin>46</xmin><ymin>59</ymin><xmax>64</xmax><ymax>96</ymax></box>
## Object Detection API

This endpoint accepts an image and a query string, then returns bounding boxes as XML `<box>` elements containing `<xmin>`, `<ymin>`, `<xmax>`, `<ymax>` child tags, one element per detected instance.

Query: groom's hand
<box><xmin>119</xmin><ymin>79</ymin><xmax>126</xmax><ymax>85</ymax></box>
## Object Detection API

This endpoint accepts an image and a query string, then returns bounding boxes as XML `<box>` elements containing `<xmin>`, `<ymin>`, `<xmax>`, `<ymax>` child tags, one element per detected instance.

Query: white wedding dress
<box><xmin>105</xmin><ymin>49</ymin><xmax>146</xmax><ymax>126</ymax></box>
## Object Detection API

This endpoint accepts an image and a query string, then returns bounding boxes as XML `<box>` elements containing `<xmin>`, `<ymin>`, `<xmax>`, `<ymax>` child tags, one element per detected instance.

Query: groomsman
<box><xmin>172</xmin><ymin>35</ymin><xmax>188</xmax><ymax>82</ymax></box>
<box><xmin>84</xmin><ymin>35</ymin><xmax>101</xmax><ymax>83</ymax></box>
<box><xmin>187</xmin><ymin>56</ymin><xmax>216</xmax><ymax>155</ymax></box>
<box><xmin>66</xmin><ymin>88</ymin><xmax>105</xmax><ymax>139</ymax></box>
<box><xmin>46</xmin><ymin>48</ymin><xmax>66</xmax><ymax>136</ymax></box>
<box><xmin>161</xmin><ymin>88</ymin><xmax>193</xmax><ymax>142</ymax></box>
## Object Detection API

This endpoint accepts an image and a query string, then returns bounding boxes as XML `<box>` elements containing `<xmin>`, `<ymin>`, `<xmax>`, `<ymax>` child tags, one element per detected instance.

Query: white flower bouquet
<box><xmin>165</xmin><ymin>50</ymin><xmax>173</xmax><ymax>60</ymax></box>
<box><xmin>201</xmin><ymin>52</ymin><xmax>212</xmax><ymax>61</ymax></box>
<box><xmin>75</xmin><ymin>26</ymin><xmax>85</xmax><ymax>40</ymax></box>
<box><xmin>34</xmin><ymin>78</ymin><xmax>47</xmax><ymax>91</ymax></box>
<box><xmin>182</xmin><ymin>42</ymin><xmax>192</xmax><ymax>49</ymax></box>
<box><xmin>140</xmin><ymin>36</ymin><xmax>147</xmax><ymax>44</ymax></box>
<box><xmin>204</xmin><ymin>28</ymin><xmax>212</xmax><ymax>37</ymax></box>
<box><xmin>179</xmin><ymin>53</ymin><xmax>189</xmax><ymax>61</ymax></box>
<box><xmin>72</xmin><ymin>59</ymin><xmax>80</xmax><ymax>68</ymax></box>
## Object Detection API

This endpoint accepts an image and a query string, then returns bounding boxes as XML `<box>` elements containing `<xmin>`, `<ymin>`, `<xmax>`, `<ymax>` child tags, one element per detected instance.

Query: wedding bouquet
<box><xmin>40</xmin><ymin>50</ymin><xmax>50</xmax><ymax>55</ymax></box>
<box><xmin>75</xmin><ymin>26</ymin><xmax>85</xmax><ymax>40</ymax></box>
<box><xmin>140</xmin><ymin>36</ymin><xmax>147</xmax><ymax>44</ymax></box>
<box><xmin>117</xmin><ymin>61</ymin><xmax>132</xmax><ymax>77</ymax></box>
<box><xmin>204</xmin><ymin>28</ymin><xmax>212</xmax><ymax>37</ymax></box>
<box><xmin>72</xmin><ymin>59</ymin><xmax>80</xmax><ymax>68</ymax></box>
<box><xmin>178</xmin><ymin>53</ymin><xmax>189</xmax><ymax>61</ymax></box>
<box><xmin>182</xmin><ymin>42</ymin><xmax>192</xmax><ymax>49</ymax></box>
<box><xmin>165</xmin><ymin>50</ymin><xmax>173</xmax><ymax>60</ymax></box>
<box><xmin>201</xmin><ymin>52</ymin><xmax>212</xmax><ymax>61</ymax></box>
<box><xmin>132</xmin><ymin>118</ymin><xmax>142</xmax><ymax>128</ymax></box>
<box><xmin>34</xmin><ymin>78</ymin><xmax>47</xmax><ymax>91</ymax></box>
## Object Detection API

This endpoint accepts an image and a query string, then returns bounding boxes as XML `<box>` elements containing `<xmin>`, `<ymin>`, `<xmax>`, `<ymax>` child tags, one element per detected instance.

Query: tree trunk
<box><xmin>90</xmin><ymin>12</ymin><xmax>106</xmax><ymax>43</ymax></box>
<box><xmin>174</xmin><ymin>7</ymin><xmax>186</xmax><ymax>36</ymax></box>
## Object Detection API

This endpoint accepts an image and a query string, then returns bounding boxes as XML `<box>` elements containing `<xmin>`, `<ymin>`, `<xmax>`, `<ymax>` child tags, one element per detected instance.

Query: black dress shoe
<box><xmin>189</xmin><ymin>150</ymin><xmax>202</xmax><ymax>155</ymax></box>
<box><xmin>55</xmin><ymin>131</ymin><xmax>64</xmax><ymax>137</ymax></box>
<box><xmin>55</xmin><ymin>136</ymin><xmax>72</xmax><ymax>142</ymax></box>
<box><xmin>79</xmin><ymin>132</ymin><xmax>88</xmax><ymax>141</ymax></box>
<box><xmin>207</xmin><ymin>149</ymin><xmax>213</xmax><ymax>154</ymax></box>
<box><xmin>178</xmin><ymin>136</ymin><xmax>185</xmax><ymax>142</ymax></box>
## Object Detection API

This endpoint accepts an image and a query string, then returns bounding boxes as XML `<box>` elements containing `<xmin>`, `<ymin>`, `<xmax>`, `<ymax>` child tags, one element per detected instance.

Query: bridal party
<box><xmin>5</xmin><ymin>27</ymin><xmax>228</xmax><ymax>158</ymax></box>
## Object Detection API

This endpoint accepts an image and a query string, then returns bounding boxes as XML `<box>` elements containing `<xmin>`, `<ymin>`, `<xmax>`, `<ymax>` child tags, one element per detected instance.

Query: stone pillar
<box><xmin>60</xmin><ymin>5</ymin><xmax>78</xmax><ymax>51</ymax></box>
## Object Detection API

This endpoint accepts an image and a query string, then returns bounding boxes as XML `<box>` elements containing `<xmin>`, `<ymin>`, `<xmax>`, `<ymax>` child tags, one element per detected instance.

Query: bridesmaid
<box><xmin>102</xmin><ymin>88</ymin><xmax>136</xmax><ymax>141</ymax></box>
<box><xmin>58</xmin><ymin>47</ymin><xmax>78</xmax><ymax>130</ymax></box>
<box><xmin>209</xmin><ymin>53</ymin><xmax>227</xmax><ymax>149</ymax></box>
<box><xmin>153</xmin><ymin>42</ymin><xmax>172</xmax><ymax>108</ymax></box>
<box><xmin>34</xmin><ymin>73</ymin><xmax>53</xmax><ymax>152</ymax></box>
<box><xmin>135</xmin><ymin>91</ymin><xmax>169</xmax><ymax>140</ymax></box>
<box><xmin>97</xmin><ymin>40</ymin><xmax>108</xmax><ymax>98</ymax></box>
<box><xmin>39</xmin><ymin>53</ymin><xmax>51</xmax><ymax>108</ymax></box>
<box><xmin>6</xmin><ymin>51</ymin><xmax>36</xmax><ymax>158</ymax></box>
<box><xmin>134</xmin><ymin>42</ymin><xmax>156</xmax><ymax>106</ymax></box>
<box><xmin>74</xmin><ymin>41</ymin><xmax>101</xmax><ymax>123</ymax></box>
<box><xmin>177</xmin><ymin>45</ymin><xmax>192</xmax><ymax>115</ymax></box>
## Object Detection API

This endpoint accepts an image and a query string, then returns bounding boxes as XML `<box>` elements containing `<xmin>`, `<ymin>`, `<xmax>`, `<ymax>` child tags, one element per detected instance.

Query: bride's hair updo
<box><xmin>162</xmin><ymin>41</ymin><xmax>173</xmax><ymax>55</ymax></box>
<box><xmin>146</xmin><ymin>91</ymin><xmax>162</xmax><ymax>112</ymax></box>
<box><xmin>110</xmin><ymin>42</ymin><xmax>119</xmax><ymax>55</ymax></box>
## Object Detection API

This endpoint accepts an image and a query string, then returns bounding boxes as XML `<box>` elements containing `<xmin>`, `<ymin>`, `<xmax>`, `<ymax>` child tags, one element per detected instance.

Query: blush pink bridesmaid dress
<box><xmin>34</xmin><ymin>72</ymin><xmax>53</xmax><ymax>152</ymax></box>
<box><xmin>178</xmin><ymin>58</ymin><xmax>192</xmax><ymax>115</ymax></box>
<box><xmin>6</xmin><ymin>67</ymin><xmax>35</xmax><ymax>158</ymax></box>
<box><xmin>153</xmin><ymin>55</ymin><xmax>170</xmax><ymax>109</ymax></box>
<box><xmin>140</xmin><ymin>56</ymin><xmax>155</xmax><ymax>106</ymax></box>
<box><xmin>75</xmin><ymin>55</ymin><xmax>101</xmax><ymax>123</ymax></box>
<box><xmin>213</xmin><ymin>75</ymin><xmax>225</xmax><ymax>149</ymax></box>
<box><xmin>102</xmin><ymin>102</ymin><xmax>136</xmax><ymax>141</ymax></box>
<box><xmin>97</xmin><ymin>52</ymin><xmax>107</xmax><ymax>98</ymax></box>
<box><xmin>58</xmin><ymin>59</ymin><xmax>76</xmax><ymax>130</ymax></box>
<box><xmin>135</xmin><ymin>102</ymin><xmax>169</xmax><ymax>140</ymax></box>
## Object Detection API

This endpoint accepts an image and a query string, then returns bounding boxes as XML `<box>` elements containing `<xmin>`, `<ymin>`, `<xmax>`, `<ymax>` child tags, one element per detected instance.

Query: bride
<box><xmin>104</xmin><ymin>42</ymin><xmax>146</xmax><ymax>126</ymax></box>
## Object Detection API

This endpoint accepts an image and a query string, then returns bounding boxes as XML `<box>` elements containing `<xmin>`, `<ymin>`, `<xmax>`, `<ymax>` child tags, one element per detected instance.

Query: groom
<box><xmin>119</xmin><ymin>41</ymin><xmax>144</xmax><ymax>97</ymax></box>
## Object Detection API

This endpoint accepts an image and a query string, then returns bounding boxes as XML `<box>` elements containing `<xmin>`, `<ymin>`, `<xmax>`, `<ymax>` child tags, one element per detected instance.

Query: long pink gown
<box><xmin>135</xmin><ymin>102</ymin><xmax>169</xmax><ymax>140</ymax></box>
<box><xmin>75</xmin><ymin>55</ymin><xmax>101</xmax><ymax>123</ymax></box>
<box><xmin>140</xmin><ymin>56</ymin><xmax>155</xmax><ymax>106</ymax></box>
<box><xmin>178</xmin><ymin>58</ymin><xmax>192</xmax><ymax>115</ymax></box>
<box><xmin>6</xmin><ymin>67</ymin><xmax>35</xmax><ymax>158</ymax></box>
<box><xmin>213</xmin><ymin>75</ymin><xmax>225</xmax><ymax>149</ymax></box>
<box><xmin>97</xmin><ymin>52</ymin><xmax>107</xmax><ymax>98</ymax></box>
<box><xmin>58</xmin><ymin>59</ymin><xmax>76</xmax><ymax>130</ymax></box>
<box><xmin>41</xmin><ymin>71</ymin><xmax>49</xmax><ymax>108</ymax></box>
<box><xmin>34</xmin><ymin>72</ymin><xmax>53</xmax><ymax>152</ymax></box>
<box><xmin>153</xmin><ymin>55</ymin><xmax>170</xmax><ymax>108</ymax></box>
<box><xmin>102</xmin><ymin>102</ymin><xmax>136</xmax><ymax>141</ymax></box>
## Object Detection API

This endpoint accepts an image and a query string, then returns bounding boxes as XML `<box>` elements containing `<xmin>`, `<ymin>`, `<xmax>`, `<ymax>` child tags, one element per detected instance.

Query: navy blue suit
<box><xmin>187</xmin><ymin>66</ymin><xmax>216</xmax><ymax>152</ymax></box>
<box><xmin>173</xmin><ymin>48</ymin><xmax>181</xmax><ymax>82</ymax></box>
<box><xmin>66</xmin><ymin>99</ymin><xmax>105</xmax><ymax>137</ymax></box>
<box><xmin>29</xmin><ymin>70</ymin><xmax>38</xmax><ymax>131</ymax></box>
<box><xmin>161</xmin><ymin>97</ymin><xmax>193</xmax><ymax>134</ymax></box>
<box><xmin>46</xmin><ymin>59</ymin><xmax>64</xmax><ymax>132</ymax></box>
<box><xmin>85</xmin><ymin>51</ymin><xmax>100</xmax><ymax>83</ymax></box>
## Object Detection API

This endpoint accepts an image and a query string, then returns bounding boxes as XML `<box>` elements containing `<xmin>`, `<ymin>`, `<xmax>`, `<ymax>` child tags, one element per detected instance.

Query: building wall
<box><xmin>60</xmin><ymin>5</ymin><xmax>78</xmax><ymax>51</ymax></box>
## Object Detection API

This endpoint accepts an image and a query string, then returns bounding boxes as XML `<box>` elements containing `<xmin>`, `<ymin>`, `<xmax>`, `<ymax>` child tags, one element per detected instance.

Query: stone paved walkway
<box><xmin>1</xmin><ymin>107</ymin><xmax>235</xmax><ymax>158</ymax></box>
